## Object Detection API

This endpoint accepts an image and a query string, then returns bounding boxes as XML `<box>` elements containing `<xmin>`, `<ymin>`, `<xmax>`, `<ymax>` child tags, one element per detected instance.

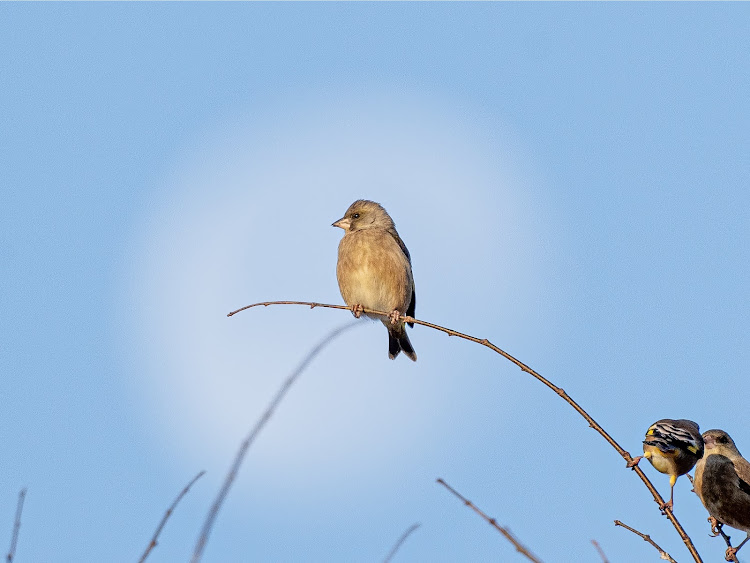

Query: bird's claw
<box><xmin>659</xmin><ymin>499</ymin><xmax>673</xmax><ymax>514</ymax></box>
<box><xmin>709</xmin><ymin>517</ymin><xmax>723</xmax><ymax>536</ymax></box>
<box><xmin>351</xmin><ymin>304</ymin><xmax>364</xmax><ymax>319</ymax></box>
<box><xmin>388</xmin><ymin>310</ymin><xmax>401</xmax><ymax>325</ymax></box>
<box><xmin>725</xmin><ymin>547</ymin><xmax>739</xmax><ymax>562</ymax></box>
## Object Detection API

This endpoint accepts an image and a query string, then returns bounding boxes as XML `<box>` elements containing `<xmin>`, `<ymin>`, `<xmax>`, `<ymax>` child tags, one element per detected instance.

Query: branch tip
<box><xmin>437</xmin><ymin>478</ymin><xmax>541</xmax><ymax>563</ymax></box>
<box><xmin>139</xmin><ymin>471</ymin><xmax>205</xmax><ymax>563</ymax></box>
<box><xmin>615</xmin><ymin>520</ymin><xmax>677</xmax><ymax>563</ymax></box>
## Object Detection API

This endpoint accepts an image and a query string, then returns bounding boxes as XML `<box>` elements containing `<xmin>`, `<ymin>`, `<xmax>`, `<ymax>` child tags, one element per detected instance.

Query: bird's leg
<box><xmin>388</xmin><ymin>310</ymin><xmax>401</xmax><ymax>325</ymax></box>
<box><xmin>656</xmin><ymin>477</ymin><xmax>676</xmax><ymax>514</ymax></box>
<box><xmin>351</xmin><ymin>304</ymin><xmax>364</xmax><ymax>318</ymax></box>
<box><xmin>626</xmin><ymin>455</ymin><xmax>642</xmax><ymax>468</ymax></box>
<box><xmin>710</xmin><ymin>516</ymin><xmax>725</xmax><ymax>537</ymax></box>
<box><xmin>659</xmin><ymin>485</ymin><xmax>675</xmax><ymax>513</ymax></box>
<box><xmin>711</xmin><ymin>517</ymin><xmax>740</xmax><ymax>562</ymax></box>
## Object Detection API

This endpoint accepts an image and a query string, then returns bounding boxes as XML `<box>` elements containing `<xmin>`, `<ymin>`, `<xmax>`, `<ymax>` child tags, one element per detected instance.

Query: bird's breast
<box><xmin>336</xmin><ymin>230</ymin><xmax>413</xmax><ymax>314</ymax></box>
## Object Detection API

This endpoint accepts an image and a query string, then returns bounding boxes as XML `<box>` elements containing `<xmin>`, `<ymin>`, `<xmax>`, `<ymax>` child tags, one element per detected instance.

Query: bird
<box><xmin>332</xmin><ymin>199</ymin><xmax>416</xmax><ymax>361</ymax></box>
<box><xmin>693</xmin><ymin>429</ymin><xmax>750</xmax><ymax>561</ymax></box>
<box><xmin>627</xmin><ymin>419</ymin><xmax>704</xmax><ymax>511</ymax></box>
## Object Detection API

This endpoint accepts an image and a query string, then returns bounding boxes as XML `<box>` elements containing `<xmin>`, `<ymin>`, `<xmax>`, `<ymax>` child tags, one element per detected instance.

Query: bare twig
<box><xmin>383</xmin><ymin>523</ymin><xmax>420</xmax><ymax>563</ymax></box>
<box><xmin>139</xmin><ymin>471</ymin><xmax>206</xmax><ymax>562</ymax></box>
<box><xmin>591</xmin><ymin>539</ymin><xmax>610</xmax><ymax>563</ymax></box>
<box><xmin>191</xmin><ymin>322</ymin><xmax>357</xmax><ymax>562</ymax></box>
<box><xmin>437</xmin><ymin>478</ymin><xmax>542</xmax><ymax>563</ymax></box>
<box><xmin>229</xmin><ymin>301</ymin><xmax>703</xmax><ymax>562</ymax></box>
<box><xmin>709</xmin><ymin>519</ymin><xmax>739</xmax><ymax>563</ymax></box>
<box><xmin>6</xmin><ymin>488</ymin><xmax>26</xmax><ymax>563</ymax></box>
<box><xmin>615</xmin><ymin>520</ymin><xmax>677</xmax><ymax>563</ymax></box>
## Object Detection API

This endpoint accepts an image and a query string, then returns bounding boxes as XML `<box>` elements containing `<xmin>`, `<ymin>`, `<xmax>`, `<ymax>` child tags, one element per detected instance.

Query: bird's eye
<box><xmin>352</xmin><ymin>213</ymin><xmax>360</xmax><ymax>219</ymax></box>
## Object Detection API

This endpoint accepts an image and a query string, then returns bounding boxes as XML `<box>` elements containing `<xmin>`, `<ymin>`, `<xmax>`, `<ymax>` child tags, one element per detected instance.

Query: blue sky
<box><xmin>2</xmin><ymin>3</ymin><xmax>749</xmax><ymax>562</ymax></box>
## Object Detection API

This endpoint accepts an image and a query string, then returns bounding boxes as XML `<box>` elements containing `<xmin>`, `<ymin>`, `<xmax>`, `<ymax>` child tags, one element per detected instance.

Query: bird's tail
<box><xmin>388</xmin><ymin>326</ymin><xmax>417</xmax><ymax>362</ymax></box>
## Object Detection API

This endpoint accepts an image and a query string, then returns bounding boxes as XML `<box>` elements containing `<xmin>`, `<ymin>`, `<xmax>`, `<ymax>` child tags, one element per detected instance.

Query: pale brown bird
<box><xmin>333</xmin><ymin>199</ymin><xmax>416</xmax><ymax>361</ymax></box>
<box><xmin>694</xmin><ymin>429</ymin><xmax>750</xmax><ymax>560</ymax></box>
<box><xmin>628</xmin><ymin>419</ymin><xmax>704</xmax><ymax>511</ymax></box>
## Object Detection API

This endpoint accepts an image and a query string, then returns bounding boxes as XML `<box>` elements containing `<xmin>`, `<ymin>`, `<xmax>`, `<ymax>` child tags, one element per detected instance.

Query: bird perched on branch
<box><xmin>333</xmin><ymin>199</ymin><xmax>416</xmax><ymax>361</ymax></box>
<box><xmin>628</xmin><ymin>419</ymin><xmax>704</xmax><ymax>511</ymax></box>
<box><xmin>694</xmin><ymin>429</ymin><xmax>750</xmax><ymax>561</ymax></box>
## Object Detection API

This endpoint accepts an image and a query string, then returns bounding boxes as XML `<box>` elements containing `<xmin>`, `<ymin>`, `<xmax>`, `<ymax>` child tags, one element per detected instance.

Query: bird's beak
<box><xmin>332</xmin><ymin>217</ymin><xmax>350</xmax><ymax>230</ymax></box>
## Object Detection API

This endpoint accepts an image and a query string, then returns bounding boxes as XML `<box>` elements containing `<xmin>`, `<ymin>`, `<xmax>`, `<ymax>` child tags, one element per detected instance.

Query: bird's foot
<box><xmin>351</xmin><ymin>304</ymin><xmax>364</xmax><ymax>319</ymax></box>
<box><xmin>728</xmin><ymin>535</ymin><xmax>750</xmax><ymax>560</ymax></box>
<box><xmin>658</xmin><ymin>499</ymin><xmax>673</xmax><ymax>514</ymax></box>
<box><xmin>388</xmin><ymin>310</ymin><xmax>401</xmax><ymax>325</ymax></box>
<box><xmin>709</xmin><ymin>517</ymin><xmax>723</xmax><ymax>537</ymax></box>
<box><xmin>626</xmin><ymin>456</ymin><xmax>642</xmax><ymax>468</ymax></box>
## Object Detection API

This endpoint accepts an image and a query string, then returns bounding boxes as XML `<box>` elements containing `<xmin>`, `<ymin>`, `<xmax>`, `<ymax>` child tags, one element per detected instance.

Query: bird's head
<box><xmin>332</xmin><ymin>199</ymin><xmax>394</xmax><ymax>232</ymax></box>
<box><xmin>703</xmin><ymin>429</ymin><xmax>742</xmax><ymax>458</ymax></box>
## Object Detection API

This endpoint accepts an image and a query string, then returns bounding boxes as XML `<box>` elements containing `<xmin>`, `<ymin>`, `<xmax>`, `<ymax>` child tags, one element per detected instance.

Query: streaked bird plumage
<box><xmin>629</xmin><ymin>419</ymin><xmax>703</xmax><ymax>510</ymax></box>
<box><xmin>333</xmin><ymin>199</ymin><xmax>416</xmax><ymax>361</ymax></box>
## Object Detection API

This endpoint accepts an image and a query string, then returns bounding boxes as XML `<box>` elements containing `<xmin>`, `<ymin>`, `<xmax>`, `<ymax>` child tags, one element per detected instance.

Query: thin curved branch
<box><xmin>615</xmin><ymin>520</ymin><xmax>677</xmax><ymax>563</ymax></box>
<box><xmin>6</xmin><ymin>488</ymin><xmax>26</xmax><ymax>563</ymax></box>
<box><xmin>591</xmin><ymin>539</ymin><xmax>609</xmax><ymax>563</ymax></box>
<box><xmin>229</xmin><ymin>300</ymin><xmax>702</xmax><ymax>563</ymax></box>
<box><xmin>383</xmin><ymin>523</ymin><xmax>420</xmax><ymax>563</ymax></box>
<box><xmin>139</xmin><ymin>471</ymin><xmax>206</xmax><ymax>562</ymax></box>
<box><xmin>710</xmin><ymin>519</ymin><xmax>739</xmax><ymax>563</ymax></box>
<box><xmin>191</xmin><ymin>322</ymin><xmax>357</xmax><ymax>562</ymax></box>
<box><xmin>437</xmin><ymin>478</ymin><xmax>542</xmax><ymax>563</ymax></box>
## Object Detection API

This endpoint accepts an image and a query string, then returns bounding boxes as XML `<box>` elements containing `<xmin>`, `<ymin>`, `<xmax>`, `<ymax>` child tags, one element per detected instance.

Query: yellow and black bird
<box><xmin>333</xmin><ymin>199</ymin><xmax>416</xmax><ymax>361</ymax></box>
<box><xmin>694</xmin><ymin>429</ymin><xmax>750</xmax><ymax>561</ymax></box>
<box><xmin>628</xmin><ymin>419</ymin><xmax>704</xmax><ymax>510</ymax></box>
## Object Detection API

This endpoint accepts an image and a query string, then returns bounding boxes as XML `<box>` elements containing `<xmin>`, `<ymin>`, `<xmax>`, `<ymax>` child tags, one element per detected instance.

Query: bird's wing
<box><xmin>649</xmin><ymin>421</ymin><xmax>702</xmax><ymax>455</ymax></box>
<box><xmin>738</xmin><ymin>475</ymin><xmax>750</xmax><ymax>497</ymax></box>
<box><xmin>406</xmin><ymin>285</ymin><xmax>416</xmax><ymax>328</ymax></box>
<box><xmin>643</xmin><ymin>437</ymin><xmax>677</xmax><ymax>454</ymax></box>
<box><xmin>389</xmin><ymin>229</ymin><xmax>412</xmax><ymax>264</ymax></box>
<box><xmin>388</xmin><ymin>229</ymin><xmax>415</xmax><ymax>328</ymax></box>
<box><xmin>708</xmin><ymin>455</ymin><xmax>750</xmax><ymax>498</ymax></box>
<box><xmin>734</xmin><ymin>458</ymin><xmax>750</xmax><ymax>493</ymax></box>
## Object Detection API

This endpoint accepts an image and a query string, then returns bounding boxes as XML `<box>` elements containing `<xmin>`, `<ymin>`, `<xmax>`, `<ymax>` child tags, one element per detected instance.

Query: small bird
<box><xmin>628</xmin><ymin>419</ymin><xmax>704</xmax><ymax>511</ymax></box>
<box><xmin>693</xmin><ymin>429</ymin><xmax>750</xmax><ymax>561</ymax></box>
<box><xmin>333</xmin><ymin>199</ymin><xmax>416</xmax><ymax>361</ymax></box>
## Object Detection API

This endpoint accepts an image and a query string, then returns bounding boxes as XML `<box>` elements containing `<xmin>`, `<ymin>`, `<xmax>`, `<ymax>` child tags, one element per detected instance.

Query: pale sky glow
<box><xmin>120</xmin><ymin>92</ymin><xmax>539</xmax><ymax>495</ymax></box>
<box><xmin>3</xmin><ymin>4</ymin><xmax>749</xmax><ymax>562</ymax></box>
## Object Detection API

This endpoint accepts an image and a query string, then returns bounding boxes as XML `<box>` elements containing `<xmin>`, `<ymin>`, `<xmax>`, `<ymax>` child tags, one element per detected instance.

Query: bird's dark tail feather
<box><xmin>388</xmin><ymin>329</ymin><xmax>417</xmax><ymax>362</ymax></box>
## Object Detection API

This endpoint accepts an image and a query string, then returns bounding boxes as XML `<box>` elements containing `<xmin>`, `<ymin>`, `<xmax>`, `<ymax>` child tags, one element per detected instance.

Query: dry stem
<box><xmin>6</xmin><ymin>488</ymin><xmax>26</xmax><ymax>563</ymax></box>
<box><xmin>710</xmin><ymin>520</ymin><xmax>739</xmax><ymax>563</ymax></box>
<box><xmin>382</xmin><ymin>523</ymin><xmax>420</xmax><ymax>563</ymax></box>
<box><xmin>139</xmin><ymin>471</ymin><xmax>206</xmax><ymax>562</ymax></box>
<box><xmin>615</xmin><ymin>520</ymin><xmax>677</xmax><ymax>563</ymax></box>
<box><xmin>591</xmin><ymin>539</ymin><xmax>610</xmax><ymax>563</ymax></box>
<box><xmin>191</xmin><ymin>322</ymin><xmax>357</xmax><ymax>562</ymax></box>
<box><xmin>437</xmin><ymin>478</ymin><xmax>542</xmax><ymax>563</ymax></box>
<box><xmin>228</xmin><ymin>300</ymin><xmax>703</xmax><ymax>562</ymax></box>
